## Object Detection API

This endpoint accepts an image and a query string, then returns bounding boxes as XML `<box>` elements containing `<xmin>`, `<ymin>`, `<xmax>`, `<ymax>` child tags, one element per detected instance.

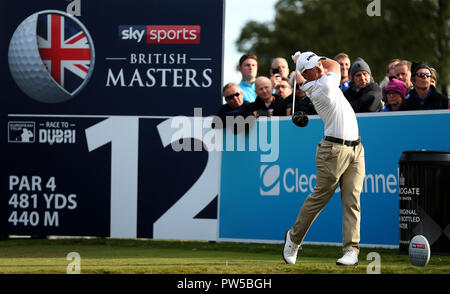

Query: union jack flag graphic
<box><xmin>37</xmin><ymin>13</ymin><xmax>92</xmax><ymax>93</ymax></box>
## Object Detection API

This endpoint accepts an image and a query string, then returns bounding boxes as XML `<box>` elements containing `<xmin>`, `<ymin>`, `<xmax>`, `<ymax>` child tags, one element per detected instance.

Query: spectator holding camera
<box><xmin>270</xmin><ymin>57</ymin><xmax>290</xmax><ymax>89</ymax></box>
<box><xmin>400</xmin><ymin>62</ymin><xmax>449</xmax><ymax>111</ymax></box>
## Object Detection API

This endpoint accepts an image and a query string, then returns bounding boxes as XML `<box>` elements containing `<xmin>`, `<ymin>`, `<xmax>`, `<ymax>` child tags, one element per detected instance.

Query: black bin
<box><xmin>399</xmin><ymin>151</ymin><xmax>450</xmax><ymax>254</ymax></box>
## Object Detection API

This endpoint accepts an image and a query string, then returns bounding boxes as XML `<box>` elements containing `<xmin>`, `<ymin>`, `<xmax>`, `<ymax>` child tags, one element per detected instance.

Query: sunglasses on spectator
<box><xmin>415</xmin><ymin>72</ymin><xmax>432</xmax><ymax>78</ymax></box>
<box><xmin>225</xmin><ymin>92</ymin><xmax>240</xmax><ymax>100</ymax></box>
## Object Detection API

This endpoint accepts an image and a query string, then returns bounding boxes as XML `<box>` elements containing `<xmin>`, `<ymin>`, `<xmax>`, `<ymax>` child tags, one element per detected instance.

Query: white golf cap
<box><xmin>295</xmin><ymin>51</ymin><xmax>326</xmax><ymax>73</ymax></box>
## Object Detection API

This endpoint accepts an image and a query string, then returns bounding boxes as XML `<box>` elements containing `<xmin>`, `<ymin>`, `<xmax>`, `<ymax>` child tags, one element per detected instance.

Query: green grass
<box><xmin>0</xmin><ymin>238</ymin><xmax>449</xmax><ymax>274</ymax></box>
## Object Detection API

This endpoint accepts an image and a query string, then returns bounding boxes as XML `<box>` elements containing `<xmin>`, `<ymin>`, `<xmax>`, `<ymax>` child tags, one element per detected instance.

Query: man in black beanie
<box><xmin>344</xmin><ymin>57</ymin><xmax>383</xmax><ymax>113</ymax></box>
<box><xmin>400</xmin><ymin>62</ymin><xmax>448</xmax><ymax>111</ymax></box>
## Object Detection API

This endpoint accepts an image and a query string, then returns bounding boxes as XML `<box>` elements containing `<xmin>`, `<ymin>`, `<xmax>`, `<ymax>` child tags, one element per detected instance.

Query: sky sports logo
<box><xmin>119</xmin><ymin>25</ymin><xmax>201</xmax><ymax>44</ymax></box>
<box><xmin>412</xmin><ymin>243</ymin><xmax>426</xmax><ymax>249</ymax></box>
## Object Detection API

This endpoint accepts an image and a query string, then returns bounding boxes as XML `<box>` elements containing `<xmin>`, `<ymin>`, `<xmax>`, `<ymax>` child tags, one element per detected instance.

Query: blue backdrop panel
<box><xmin>219</xmin><ymin>111</ymin><xmax>450</xmax><ymax>246</ymax></box>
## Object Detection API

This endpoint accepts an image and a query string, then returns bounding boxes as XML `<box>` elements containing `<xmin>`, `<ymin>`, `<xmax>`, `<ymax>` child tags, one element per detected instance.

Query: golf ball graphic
<box><xmin>8</xmin><ymin>10</ymin><xmax>95</xmax><ymax>103</ymax></box>
<box><xmin>408</xmin><ymin>235</ymin><xmax>430</xmax><ymax>267</ymax></box>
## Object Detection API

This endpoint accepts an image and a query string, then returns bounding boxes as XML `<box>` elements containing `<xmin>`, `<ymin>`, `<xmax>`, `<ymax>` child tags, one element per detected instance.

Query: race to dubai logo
<box><xmin>8</xmin><ymin>10</ymin><xmax>95</xmax><ymax>103</ymax></box>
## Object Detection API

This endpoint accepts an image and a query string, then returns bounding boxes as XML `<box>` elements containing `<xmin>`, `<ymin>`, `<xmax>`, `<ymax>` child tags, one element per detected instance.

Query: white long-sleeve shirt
<box><xmin>301</xmin><ymin>72</ymin><xmax>359</xmax><ymax>141</ymax></box>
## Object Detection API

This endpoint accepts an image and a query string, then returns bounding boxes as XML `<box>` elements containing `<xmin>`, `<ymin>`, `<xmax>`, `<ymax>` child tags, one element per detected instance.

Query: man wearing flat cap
<box><xmin>400</xmin><ymin>62</ymin><xmax>448</xmax><ymax>111</ymax></box>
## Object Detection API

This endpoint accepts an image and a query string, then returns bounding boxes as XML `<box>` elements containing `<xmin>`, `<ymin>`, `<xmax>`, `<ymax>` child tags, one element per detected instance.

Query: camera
<box><xmin>255</xmin><ymin>109</ymin><xmax>270</xmax><ymax>117</ymax></box>
<box><xmin>272</xmin><ymin>67</ymin><xmax>280</xmax><ymax>75</ymax></box>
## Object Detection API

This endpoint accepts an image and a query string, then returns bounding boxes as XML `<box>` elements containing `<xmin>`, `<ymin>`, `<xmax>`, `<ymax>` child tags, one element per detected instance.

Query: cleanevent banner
<box><xmin>0</xmin><ymin>0</ymin><xmax>224</xmax><ymax>239</ymax></box>
<box><xmin>219</xmin><ymin>111</ymin><xmax>450</xmax><ymax>247</ymax></box>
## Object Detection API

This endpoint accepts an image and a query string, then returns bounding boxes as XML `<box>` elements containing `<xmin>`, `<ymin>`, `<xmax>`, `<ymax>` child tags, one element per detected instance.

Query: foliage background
<box><xmin>236</xmin><ymin>0</ymin><xmax>449</xmax><ymax>95</ymax></box>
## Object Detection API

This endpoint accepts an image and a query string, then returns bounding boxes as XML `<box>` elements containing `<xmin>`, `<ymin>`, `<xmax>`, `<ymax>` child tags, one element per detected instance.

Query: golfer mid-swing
<box><xmin>283</xmin><ymin>51</ymin><xmax>365</xmax><ymax>266</ymax></box>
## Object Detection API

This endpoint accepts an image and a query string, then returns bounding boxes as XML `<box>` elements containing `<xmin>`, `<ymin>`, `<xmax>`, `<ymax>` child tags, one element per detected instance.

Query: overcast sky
<box><xmin>223</xmin><ymin>0</ymin><xmax>278</xmax><ymax>86</ymax></box>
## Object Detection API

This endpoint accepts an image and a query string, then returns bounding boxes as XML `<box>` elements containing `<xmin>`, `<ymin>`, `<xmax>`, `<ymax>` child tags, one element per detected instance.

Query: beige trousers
<box><xmin>289</xmin><ymin>138</ymin><xmax>365</xmax><ymax>254</ymax></box>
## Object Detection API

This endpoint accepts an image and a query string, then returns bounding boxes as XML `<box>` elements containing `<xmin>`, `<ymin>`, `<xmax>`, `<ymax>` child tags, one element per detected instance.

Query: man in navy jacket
<box><xmin>400</xmin><ymin>62</ymin><xmax>448</xmax><ymax>111</ymax></box>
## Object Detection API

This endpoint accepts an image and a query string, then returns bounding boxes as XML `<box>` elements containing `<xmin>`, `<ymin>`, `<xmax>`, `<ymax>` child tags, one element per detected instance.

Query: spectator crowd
<box><xmin>218</xmin><ymin>52</ymin><xmax>449</xmax><ymax>122</ymax></box>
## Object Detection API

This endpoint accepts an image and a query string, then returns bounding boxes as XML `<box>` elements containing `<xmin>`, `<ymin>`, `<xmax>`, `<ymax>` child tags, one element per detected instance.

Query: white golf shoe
<box><xmin>282</xmin><ymin>230</ymin><xmax>300</xmax><ymax>264</ymax></box>
<box><xmin>336</xmin><ymin>250</ymin><xmax>358</xmax><ymax>266</ymax></box>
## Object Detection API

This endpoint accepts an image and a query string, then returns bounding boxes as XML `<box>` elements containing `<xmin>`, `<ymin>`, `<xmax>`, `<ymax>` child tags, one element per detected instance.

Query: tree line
<box><xmin>236</xmin><ymin>0</ymin><xmax>449</xmax><ymax>96</ymax></box>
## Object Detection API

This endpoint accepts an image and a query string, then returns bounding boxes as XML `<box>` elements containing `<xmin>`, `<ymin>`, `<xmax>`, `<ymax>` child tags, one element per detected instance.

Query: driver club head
<box><xmin>292</xmin><ymin>111</ymin><xmax>309</xmax><ymax>127</ymax></box>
